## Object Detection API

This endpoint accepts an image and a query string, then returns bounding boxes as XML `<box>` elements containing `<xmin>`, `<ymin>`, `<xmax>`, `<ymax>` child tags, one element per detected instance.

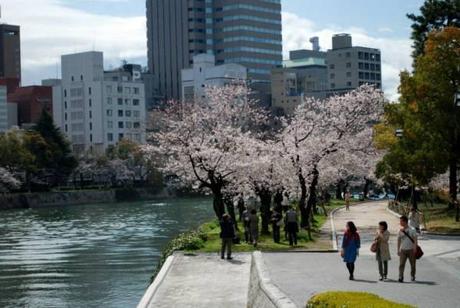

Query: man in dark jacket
<box><xmin>220</xmin><ymin>214</ymin><xmax>235</xmax><ymax>260</ymax></box>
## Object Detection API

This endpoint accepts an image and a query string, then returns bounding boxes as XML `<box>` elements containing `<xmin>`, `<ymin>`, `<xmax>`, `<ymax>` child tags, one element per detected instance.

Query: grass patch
<box><xmin>306</xmin><ymin>291</ymin><xmax>414</xmax><ymax>308</ymax></box>
<box><xmin>196</xmin><ymin>199</ymin><xmax>349</xmax><ymax>253</ymax></box>
<box><xmin>391</xmin><ymin>201</ymin><xmax>460</xmax><ymax>234</ymax></box>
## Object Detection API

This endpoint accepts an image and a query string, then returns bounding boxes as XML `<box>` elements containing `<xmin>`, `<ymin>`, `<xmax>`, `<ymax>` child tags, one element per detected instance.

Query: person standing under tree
<box><xmin>248</xmin><ymin>209</ymin><xmax>259</xmax><ymax>247</ymax></box>
<box><xmin>374</xmin><ymin>221</ymin><xmax>391</xmax><ymax>281</ymax></box>
<box><xmin>341</xmin><ymin>221</ymin><xmax>360</xmax><ymax>280</ymax></box>
<box><xmin>285</xmin><ymin>207</ymin><xmax>299</xmax><ymax>246</ymax></box>
<box><xmin>398</xmin><ymin>215</ymin><xmax>418</xmax><ymax>282</ymax></box>
<box><xmin>271</xmin><ymin>209</ymin><xmax>283</xmax><ymax>243</ymax></box>
<box><xmin>241</xmin><ymin>206</ymin><xmax>250</xmax><ymax>243</ymax></box>
<box><xmin>219</xmin><ymin>214</ymin><xmax>235</xmax><ymax>260</ymax></box>
<box><xmin>408</xmin><ymin>207</ymin><xmax>422</xmax><ymax>234</ymax></box>
<box><xmin>345</xmin><ymin>191</ymin><xmax>351</xmax><ymax>211</ymax></box>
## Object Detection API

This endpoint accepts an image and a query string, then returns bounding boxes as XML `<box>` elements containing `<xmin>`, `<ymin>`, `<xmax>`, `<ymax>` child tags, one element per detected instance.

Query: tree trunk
<box><xmin>363</xmin><ymin>178</ymin><xmax>371</xmax><ymax>198</ymax></box>
<box><xmin>274</xmin><ymin>190</ymin><xmax>283</xmax><ymax>213</ymax></box>
<box><xmin>212</xmin><ymin>189</ymin><xmax>225</xmax><ymax>220</ymax></box>
<box><xmin>335</xmin><ymin>180</ymin><xmax>343</xmax><ymax>200</ymax></box>
<box><xmin>257</xmin><ymin>188</ymin><xmax>272</xmax><ymax>235</ymax></box>
<box><xmin>305</xmin><ymin>167</ymin><xmax>319</xmax><ymax>230</ymax></box>
<box><xmin>448</xmin><ymin>157</ymin><xmax>458</xmax><ymax>210</ymax></box>
<box><xmin>298</xmin><ymin>172</ymin><xmax>308</xmax><ymax>228</ymax></box>
<box><xmin>224</xmin><ymin>195</ymin><xmax>238</xmax><ymax>230</ymax></box>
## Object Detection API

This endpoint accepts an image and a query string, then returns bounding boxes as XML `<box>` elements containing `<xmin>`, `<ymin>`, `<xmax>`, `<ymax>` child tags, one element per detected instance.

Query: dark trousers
<box><xmin>272</xmin><ymin>225</ymin><xmax>280</xmax><ymax>243</ymax></box>
<box><xmin>288</xmin><ymin>230</ymin><xmax>297</xmax><ymax>246</ymax></box>
<box><xmin>221</xmin><ymin>238</ymin><xmax>232</xmax><ymax>258</ymax></box>
<box><xmin>346</xmin><ymin>262</ymin><xmax>355</xmax><ymax>276</ymax></box>
<box><xmin>244</xmin><ymin>229</ymin><xmax>250</xmax><ymax>243</ymax></box>
<box><xmin>378</xmin><ymin>260</ymin><xmax>388</xmax><ymax>277</ymax></box>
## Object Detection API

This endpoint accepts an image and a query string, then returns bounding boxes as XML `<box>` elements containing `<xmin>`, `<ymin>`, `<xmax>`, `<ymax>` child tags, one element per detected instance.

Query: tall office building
<box><xmin>0</xmin><ymin>24</ymin><xmax>21</xmax><ymax>81</ymax></box>
<box><xmin>146</xmin><ymin>0</ymin><xmax>282</xmax><ymax>104</ymax></box>
<box><xmin>52</xmin><ymin>52</ymin><xmax>146</xmax><ymax>155</ymax></box>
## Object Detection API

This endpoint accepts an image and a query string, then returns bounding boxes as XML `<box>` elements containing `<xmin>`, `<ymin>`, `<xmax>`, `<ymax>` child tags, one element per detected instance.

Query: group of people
<box><xmin>341</xmin><ymin>213</ymin><xmax>421</xmax><ymax>282</ymax></box>
<box><xmin>219</xmin><ymin>206</ymin><xmax>301</xmax><ymax>260</ymax></box>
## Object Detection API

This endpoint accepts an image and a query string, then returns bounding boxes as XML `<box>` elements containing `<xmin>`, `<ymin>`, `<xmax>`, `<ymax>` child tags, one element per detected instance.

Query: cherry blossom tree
<box><xmin>279</xmin><ymin>85</ymin><xmax>384</xmax><ymax>228</ymax></box>
<box><xmin>0</xmin><ymin>167</ymin><xmax>21</xmax><ymax>193</ymax></box>
<box><xmin>143</xmin><ymin>85</ymin><xmax>267</xmax><ymax>219</ymax></box>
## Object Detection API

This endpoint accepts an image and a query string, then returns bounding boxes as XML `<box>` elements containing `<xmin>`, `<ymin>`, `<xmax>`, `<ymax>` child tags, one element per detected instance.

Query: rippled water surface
<box><xmin>0</xmin><ymin>198</ymin><xmax>213</xmax><ymax>308</ymax></box>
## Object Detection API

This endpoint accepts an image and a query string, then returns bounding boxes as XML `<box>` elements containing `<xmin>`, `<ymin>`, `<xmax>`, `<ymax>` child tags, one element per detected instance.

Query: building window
<box><xmin>133</xmin><ymin>111</ymin><xmax>140</xmax><ymax>118</ymax></box>
<box><xmin>358</xmin><ymin>52</ymin><xmax>363</xmax><ymax>59</ymax></box>
<box><xmin>89</xmin><ymin>122</ymin><xmax>92</xmax><ymax>131</ymax></box>
<box><xmin>65</xmin><ymin>124</ymin><xmax>68</xmax><ymax>132</ymax></box>
<box><xmin>64</xmin><ymin>89</ymin><xmax>67</xmax><ymax>97</ymax></box>
<box><xmin>107</xmin><ymin>133</ymin><xmax>113</xmax><ymax>142</ymax></box>
<box><xmin>117</xmin><ymin>86</ymin><xmax>123</xmax><ymax>93</ymax></box>
<box><xmin>80</xmin><ymin>75</ymin><xmax>83</xmax><ymax>81</ymax></box>
<box><xmin>329</xmin><ymin>64</ymin><xmax>335</xmax><ymax>69</ymax></box>
<box><xmin>65</xmin><ymin>113</ymin><xmax>67</xmax><ymax>121</ymax></box>
<box><xmin>118</xmin><ymin>133</ymin><xmax>124</xmax><ymax>141</ymax></box>
<box><xmin>106</xmin><ymin>85</ymin><xmax>112</xmax><ymax>93</ymax></box>
<box><xmin>125</xmin><ymin>99</ymin><xmax>130</xmax><ymax>105</ymax></box>
<box><xmin>125</xmin><ymin>110</ymin><xmax>132</xmax><ymax>117</ymax></box>
<box><xmin>347</xmin><ymin>81</ymin><xmax>352</xmax><ymax>87</ymax></box>
<box><xmin>108</xmin><ymin>121</ymin><xmax>113</xmax><ymax>129</ymax></box>
<box><xmin>133</xmin><ymin>99</ymin><xmax>140</xmax><ymax>106</ymax></box>
<box><xmin>346</xmin><ymin>72</ymin><xmax>352</xmax><ymax>77</ymax></box>
<box><xmin>90</xmin><ymin>134</ymin><xmax>93</xmax><ymax>142</ymax></box>
<box><xmin>330</xmin><ymin>73</ymin><xmax>335</xmax><ymax>79</ymax></box>
<box><xmin>89</xmin><ymin>99</ymin><xmax>92</xmax><ymax>107</ymax></box>
<box><xmin>365</xmin><ymin>63</ymin><xmax>370</xmax><ymax>70</ymax></box>
<box><xmin>133</xmin><ymin>87</ymin><xmax>139</xmax><ymax>94</ymax></box>
<box><xmin>107</xmin><ymin>97</ymin><xmax>112</xmax><ymax>105</ymax></box>
<box><xmin>125</xmin><ymin>87</ymin><xmax>131</xmax><ymax>94</ymax></box>
<box><xmin>118</xmin><ymin>122</ymin><xmax>124</xmax><ymax>129</ymax></box>
<box><xmin>71</xmin><ymin>76</ymin><xmax>74</xmax><ymax>82</ymax></box>
<box><xmin>88</xmin><ymin>87</ymin><xmax>92</xmax><ymax>95</ymax></box>
<box><xmin>359</xmin><ymin>72</ymin><xmax>364</xmax><ymax>79</ymax></box>
<box><xmin>330</xmin><ymin>83</ymin><xmax>335</xmax><ymax>89</ymax></box>
<box><xmin>118</xmin><ymin>98</ymin><xmax>123</xmax><ymax>105</ymax></box>
<box><xmin>133</xmin><ymin>122</ymin><xmax>140</xmax><ymax>129</ymax></box>
<box><xmin>346</xmin><ymin>62</ymin><xmax>351</xmax><ymax>68</ymax></box>
<box><xmin>89</xmin><ymin>111</ymin><xmax>92</xmax><ymax>119</ymax></box>
<box><xmin>126</xmin><ymin>122</ymin><xmax>132</xmax><ymax>129</ymax></box>
<box><xmin>118</xmin><ymin>110</ymin><xmax>123</xmax><ymax>117</ymax></box>
<box><xmin>346</xmin><ymin>52</ymin><xmax>351</xmax><ymax>57</ymax></box>
<box><xmin>64</xmin><ymin>101</ymin><xmax>67</xmax><ymax>109</ymax></box>
<box><xmin>107</xmin><ymin>110</ymin><xmax>113</xmax><ymax>117</ymax></box>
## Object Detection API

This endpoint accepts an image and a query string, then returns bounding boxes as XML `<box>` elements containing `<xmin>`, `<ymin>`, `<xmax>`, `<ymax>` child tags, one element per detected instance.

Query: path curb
<box><xmin>248</xmin><ymin>251</ymin><xmax>298</xmax><ymax>308</ymax></box>
<box><xmin>137</xmin><ymin>255</ymin><xmax>175</xmax><ymax>308</ymax></box>
<box><xmin>330</xmin><ymin>206</ymin><xmax>345</xmax><ymax>252</ymax></box>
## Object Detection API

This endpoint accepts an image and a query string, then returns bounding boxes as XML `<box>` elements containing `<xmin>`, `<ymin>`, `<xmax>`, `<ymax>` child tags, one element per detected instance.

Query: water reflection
<box><xmin>0</xmin><ymin>198</ymin><xmax>213</xmax><ymax>308</ymax></box>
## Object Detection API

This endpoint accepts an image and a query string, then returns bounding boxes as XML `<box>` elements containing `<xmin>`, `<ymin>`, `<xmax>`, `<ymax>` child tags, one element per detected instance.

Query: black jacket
<box><xmin>220</xmin><ymin>219</ymin><xmax>235</xmax><ymax>239</ymax></box>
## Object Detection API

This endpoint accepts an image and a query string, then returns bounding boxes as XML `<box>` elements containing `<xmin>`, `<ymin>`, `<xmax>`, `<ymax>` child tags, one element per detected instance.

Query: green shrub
<box><xmin>307</xmin><ymin>291</ymin><xmax>414</xmax><ymax>308</ymax></box>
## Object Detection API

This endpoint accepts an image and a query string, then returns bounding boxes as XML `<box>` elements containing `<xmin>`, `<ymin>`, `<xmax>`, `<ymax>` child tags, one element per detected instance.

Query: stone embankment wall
<box><xmin>0</xmin><ymin>190</ymin><xmax>116</xmax><ymax>210</ymax></box>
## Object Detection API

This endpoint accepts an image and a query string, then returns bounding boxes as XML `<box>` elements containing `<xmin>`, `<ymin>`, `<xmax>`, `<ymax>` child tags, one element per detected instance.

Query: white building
<box><xmin>181</xmin><ymin>54</ymin><xmax>247</xmax><ymax>102</ymax></box>
<box><xmin>52</xmin><ymin>51</ymin><xmax>146</xmax><ymax>155</ymax></box>
<box><xmin>0</xmin><ymin>86</ymin><xmax>7</xmax><ymax>132</ymax></box>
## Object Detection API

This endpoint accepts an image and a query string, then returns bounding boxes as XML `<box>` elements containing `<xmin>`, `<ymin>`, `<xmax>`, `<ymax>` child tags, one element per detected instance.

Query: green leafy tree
<box><xmin>33</xmin><ymin>110</ymin><xmax>77</xmax><ymax>185</ymax></box>
<box><xmin>377</xmin><ymin>27</ymin><xmax>460</xmax><ymax>211</ymax></box>
<box><xmin>408</xmin><ymin>0</ymin><xmax>460</xmax><ymax>58</ymax></box>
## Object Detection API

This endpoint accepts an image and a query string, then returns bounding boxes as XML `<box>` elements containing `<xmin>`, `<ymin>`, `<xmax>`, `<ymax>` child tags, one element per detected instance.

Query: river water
<box><xmin>0</xmin><ymin>198</ymin><xmax>213</xmax><ymax>308</ymax></box>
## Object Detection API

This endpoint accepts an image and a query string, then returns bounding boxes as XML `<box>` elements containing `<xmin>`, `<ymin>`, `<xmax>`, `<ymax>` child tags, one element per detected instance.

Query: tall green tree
<box><xmin>33</xmin><ymin>110</ymin><xmax>77</xmax><ymax>184</ymax></box>
<box><xmin>408</xmin><ymin>0</ymin><xmax>460</xmax><ymax>58</ymax></box>
<box><xmin>377</xmin><ymin>27</ymin><xmax>460</xmax><ymax>210</ymax></box>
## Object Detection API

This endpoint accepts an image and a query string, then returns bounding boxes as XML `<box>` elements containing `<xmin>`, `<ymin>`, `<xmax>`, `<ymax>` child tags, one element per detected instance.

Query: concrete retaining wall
<box><xmin>247</xmin><ymin>251</ymin><xmax>298</xmax><ymax>308</ymax></box>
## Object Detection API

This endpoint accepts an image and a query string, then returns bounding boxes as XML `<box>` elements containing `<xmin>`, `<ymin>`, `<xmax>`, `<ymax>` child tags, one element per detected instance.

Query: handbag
<box><xmin>402</xmin><ymin>230</ymin><xmax>424</xmax><ymax>259</ymax></box>
<box><xmin>370</xmin><ymin>240</ymin><xmax>378</xmax><ymax>253</ymax></box>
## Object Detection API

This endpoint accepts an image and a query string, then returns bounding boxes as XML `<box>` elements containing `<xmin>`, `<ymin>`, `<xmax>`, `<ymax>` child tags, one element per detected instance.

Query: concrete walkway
<box><xmin>264</xmin><ymin>201</ymin><xmax>460</xmax><ymax>308</ymax></box>
<box><xmin>146</xmin><ymin>253</ymin><xmax>251</xmax><ymax>308</ymax></box>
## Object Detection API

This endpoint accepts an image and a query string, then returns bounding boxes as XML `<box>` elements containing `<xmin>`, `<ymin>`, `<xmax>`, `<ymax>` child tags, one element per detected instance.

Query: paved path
<box><xmin>147</xmin><ymin>253</ymin><xmax>251</xmax><ymax>308</ymax></box>
<box><xmin>264</xmin><ymin>201</ymin><xmax>460</xmax><ymax>308</ymax></box>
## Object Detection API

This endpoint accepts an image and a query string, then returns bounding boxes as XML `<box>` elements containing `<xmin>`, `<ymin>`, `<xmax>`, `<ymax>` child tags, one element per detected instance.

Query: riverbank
<box><xmin>0</xmin><ymin>187</ymin><xmax>178</xmax><ymax>211</ymax></box>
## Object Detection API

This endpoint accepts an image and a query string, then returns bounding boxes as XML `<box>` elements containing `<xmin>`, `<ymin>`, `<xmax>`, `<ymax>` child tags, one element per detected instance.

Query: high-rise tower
<box><xmin>146</xmin><ymin>0</ymin><xmax>282</xmax><ymax>104</ymax></box>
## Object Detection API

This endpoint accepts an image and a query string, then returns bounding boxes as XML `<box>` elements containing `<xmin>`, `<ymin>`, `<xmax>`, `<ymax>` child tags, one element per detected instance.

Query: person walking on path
<box><xmin>345</xmin><ymin>191</ymin><xmax>351</xmax><ymax>211</ymax></box>
<box><xmin>341</xmin><ymin>221</ymin><xmax>361</xmax><ymax>280</ymax></box>
<box><xmin>271</xmin><ymin>209</ymin><xmax>283</xmax><ymax>243</ymax></box>
<box><xmin>398</xmin><ymin>215</ymin><xmax>418</xmax><ymax>282</ymax></box>
<box><xmin>285</xmin><ymin>207</ymin><xmax>299</xmax><ymax>246</ymax></box>
<box><xmin>374</xmin><ymin>221</ymin><xmax>391</xmax><ymax>281</ymax></box>
<box><xmin>219</xmin><ymin>214</ymin><xmax>235</xmax><ymax>260</ymax></box>
<box><xmin>248</xmin><ymin>209</ymin><xmax>259</xmax><ymax>247</ymax></box>
<box><xmin>241</xmin><ymin>207</ymin><xmax>250</xmax><ymax>243</ymax></box>
<box><xmin>408</xmin><ymin>207</ymin><xmax>422</xmax><ymax>234</ymax></box>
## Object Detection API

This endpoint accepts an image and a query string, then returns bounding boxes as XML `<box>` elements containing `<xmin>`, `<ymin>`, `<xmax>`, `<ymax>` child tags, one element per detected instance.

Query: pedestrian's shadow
<box><xmin>384</xmin><ymin>279</ymin><xmax>437</xmax><ymax>285</ymax></box>
<box><xmin>227</xmin><ymin>259</ymin><xmax>245</xmax><ymax>265</ymax></box>
<box><xmin>353</xmin><ymin>279</ymin><xmax>378</xmax><ymax>284</ymax></box>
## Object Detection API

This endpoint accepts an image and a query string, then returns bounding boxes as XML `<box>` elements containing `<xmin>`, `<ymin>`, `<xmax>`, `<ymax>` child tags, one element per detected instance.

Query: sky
<box><xmin>0</xmin><ymin>0</ymin><xmax>425</xmax><ymax>101</ymax></box>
